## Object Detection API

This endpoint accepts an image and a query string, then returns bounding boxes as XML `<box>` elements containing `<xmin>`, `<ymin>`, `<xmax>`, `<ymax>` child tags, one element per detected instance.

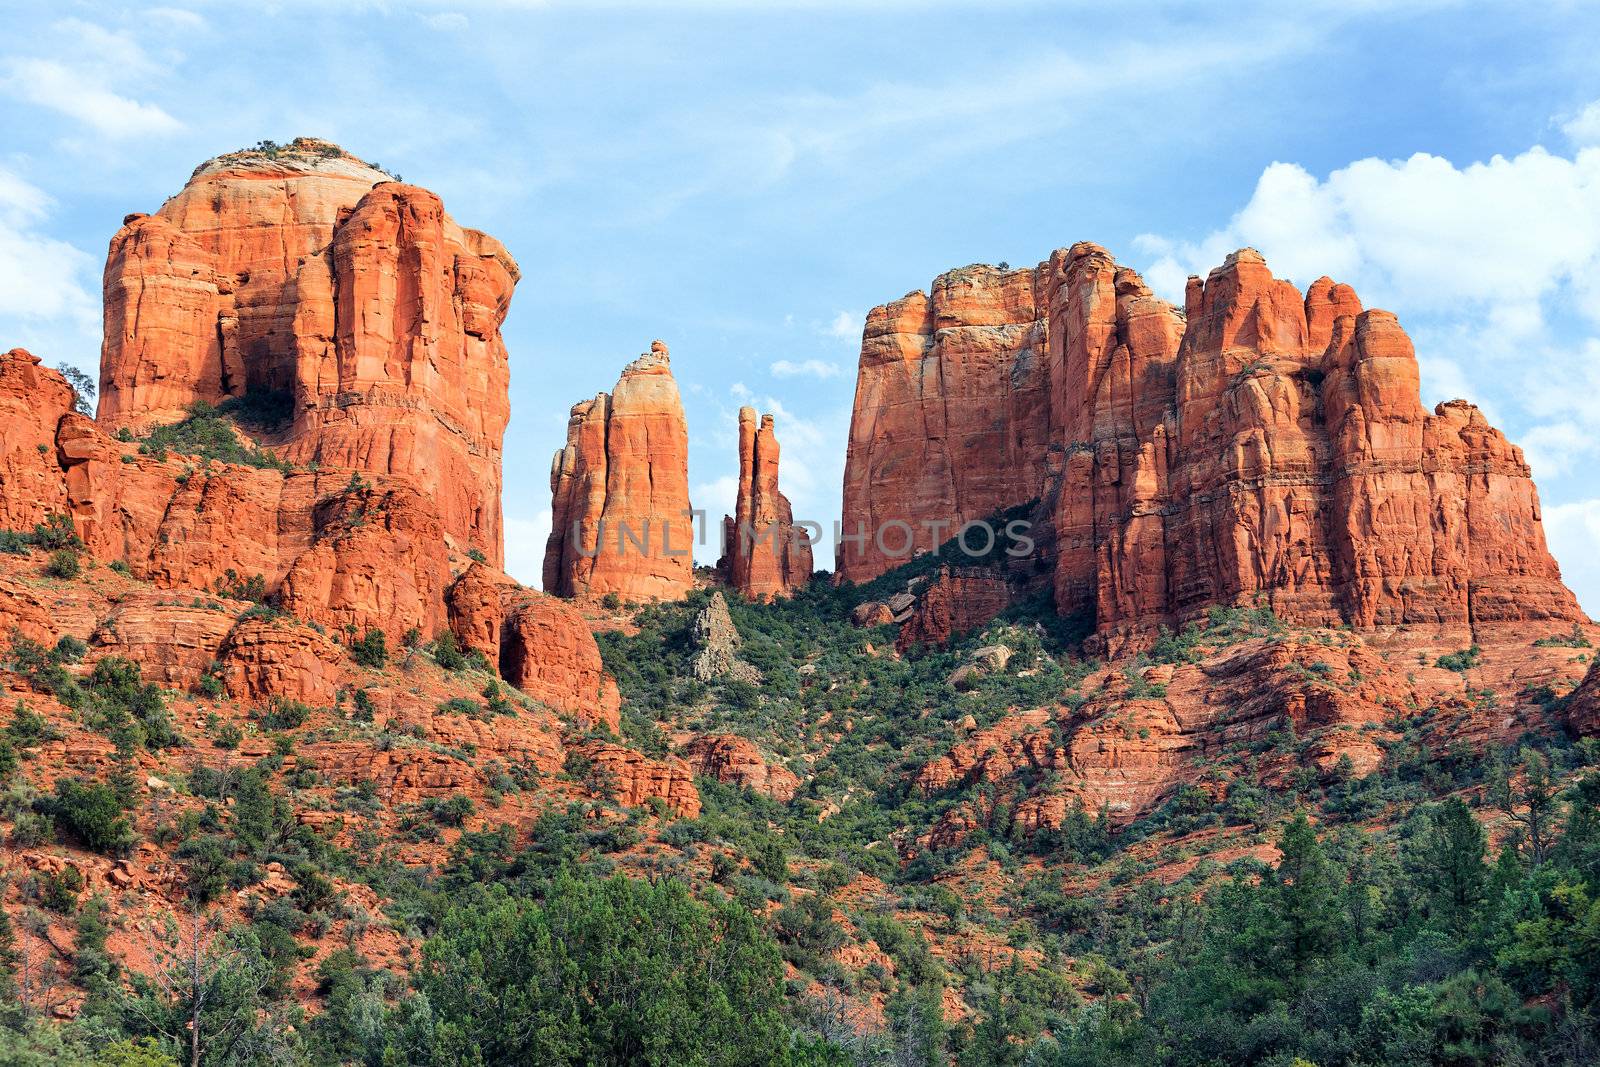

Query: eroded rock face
<box><xmin>719</xmin><ymin>408</ymin><xmax>812</xmax><ymax>600</ymax></box>
<box><xmin>576</xmin><ymin>741</ymin><xmax>701</xmax><ymax>817</ymax></box>
<box><xmin>838</xmin><ymin>267</ymin><xmax>1052</xmax><ymax>583</ymax></box>
<box><xmin>0</xmin><ymin>350</ymin><xmax>74</xmax><ymax>531</ymax></box>
<box><xmin>98</xmin><ymin>139</ymin><xmax>515</xmax><ymax>565</ymax></box>
<box><xmin>1570</xmin><ymin>659</ymin><xmax>1600</xmax><ymax>737</ymax></box>
<box><xmin>896</xmin><ymin>566</ymin><xmax>1011</xmax><ymax>652</ymax></box>
<box><xmin>688</xmin><ymin>592</ymin><xmax>759</xmax><ymax>683</ymax></box>
<box><xmin>682</xmin><ymin>734</ymin><xmax>798</xmax><ymax>801</ymax></box>
<box><xmin>499</xmin><ymin>592</ymin><xmax>623</xmax><ymax>734</ymax></box>
<box><xmin>218</xmin><ymin>616</ymin><xmax>345</xmax><ymax>707</ymax></box>
<box><xmin>545</xmin><ymin>341</ymin><xmax>694</xmax><ymax>602</ymax></box>
<box><xmin>841</xmin><ymin>245</ymin><xmax>1585</xmax><ymax>644</ymax></box>
<box><xmin>90</xmin><ymin>594</ymin><xmax>239</xmax><ymax>690</ymax></box>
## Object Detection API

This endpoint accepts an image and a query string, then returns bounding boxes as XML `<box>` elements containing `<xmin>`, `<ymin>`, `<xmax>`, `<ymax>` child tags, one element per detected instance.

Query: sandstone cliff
<box><xmin>719</xmin><ymin>407</ymin><xmax>813</xmax><ymax>599</ymax></box>
<box><xmin>544</xmin><ymin>341</ymin><xmax>694</xmax><ymax>601</ymax></box>
<box><xmin>841</xmin><ymin>245</ymin><xmax>1585</xmax><ymax>645</ymax></box>
<box><xmin>98</xmin><ymin>138</ymin><xmax>515</xmax><ymax>566</ymax></box>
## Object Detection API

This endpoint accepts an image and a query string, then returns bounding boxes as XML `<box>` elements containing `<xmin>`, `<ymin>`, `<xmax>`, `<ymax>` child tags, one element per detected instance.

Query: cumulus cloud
<box><xmin>1135</xmin><ymin>148</ymin><xmax>1600</xmax><ymax>325</ymax></box>
<box><xmin>771</xmin><ymin>358</ymin><xmax>844</xmax><ymax>379</ymax></box>
<box><xmin>1563</xmin><ymin>99</ymin><xmax>1600</xmax><ymax>148</ymax></box>
<box><xmin>1134</xmin><ymin>140</ymin><xmax>1600</xmax><ymax>493</ymax></box>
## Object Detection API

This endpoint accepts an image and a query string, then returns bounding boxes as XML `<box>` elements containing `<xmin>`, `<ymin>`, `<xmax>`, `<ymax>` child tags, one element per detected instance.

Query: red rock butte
<box><xmin>718</xmin><ymin>407</ymin><xmax>813</xmax><ymax>600</ymax></box>
<box><xmin>98</xmin><ymin>137</ymin><xmax>516</xmax><ymax>567</ymax></box>
<box><xmin>840</xmin><ymin>243</ymin><xmax>1585</xmax><ymax>646</ymax></box>
<box><xmin>544</xmin><ymin>341</ymin><xmax>696</xmax><ymax>602</ymax></box>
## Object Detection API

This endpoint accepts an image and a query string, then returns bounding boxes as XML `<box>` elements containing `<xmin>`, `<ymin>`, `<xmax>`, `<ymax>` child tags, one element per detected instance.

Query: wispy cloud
<box><xmin>2</xmin><ymin>19</ymin><xmax>184</xmax><ymax>138</ymax></box>
<box><xmin>771</xmin><ymin>358</ymin><xmax>844</xmax><ymax>379</ymax></box>
<box><xmin>0</xmin><ymin>166</ymin><xmax>98</xmax><ymax>355</ymax></box>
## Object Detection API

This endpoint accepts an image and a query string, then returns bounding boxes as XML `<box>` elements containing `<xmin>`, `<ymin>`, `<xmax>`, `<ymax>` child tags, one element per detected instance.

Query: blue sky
<box><xmin>2</xmin><ymin>1</ymin><xmax>1598</xmax><ymax>614</ymax></box>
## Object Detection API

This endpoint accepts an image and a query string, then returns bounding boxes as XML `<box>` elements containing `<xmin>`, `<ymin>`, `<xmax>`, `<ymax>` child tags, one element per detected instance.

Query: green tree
<box><xmin>396</xmin><ymin>873</ymin><xmax>797</xmax><ymax>1066</ymax></box>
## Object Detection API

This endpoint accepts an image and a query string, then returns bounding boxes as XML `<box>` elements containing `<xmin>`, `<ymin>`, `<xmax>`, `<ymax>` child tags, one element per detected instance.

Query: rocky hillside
<box><xmin>0</xmin><ymin>141</ymin><xmax>1597</xmax><ymax>1067</ymax></box>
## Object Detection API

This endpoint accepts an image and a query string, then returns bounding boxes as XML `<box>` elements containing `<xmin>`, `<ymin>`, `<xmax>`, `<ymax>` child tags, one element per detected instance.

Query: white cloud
<box><xmin>1135</xmin><ymin>149</ymin><xmax>1600</xmax><ymax>325</ymax></box>
<box><xmin>3</xmin><ymin>57</ymin><xmax>183</xmax><ymax>138</ymax></box>
<box><xmin>1544</xmin><ymin>498</ymin><xmax>1600</xmax><ymax>620</ymax></box>
<box><xmin>1563</xmin><ymin>99</ymin><xmax>1600</xmax><ymax>148</ymax></box>
<box><xmin>144</xmin><ymin>8</ymin><xmax>208</xmax><ymax>30</ymax></box>
<box><xmin>503</xmin><ymin>511</ymin><xmax>551</xmax><ymax>588</ymax></box>
<box><xmin>422</xmin><ymin>12</ymin><xmax>471</xmax><ymax>29</ymax></box>
<box><xmin>2</xmin><ymin>20</ymin><xmax>184</xmax><ymax>139</ymax></box>
<box><xmin>1135</xmin><ymin>141</ymin><xmax>1600</xmax><ymax>487</ymax></box>
<box><xmin>825</xmin><ymin>310</ymin><xmax>862</xmax><ymax>340</ymax></box>
<box><xmin>771</xmin><ymin>358</ymin><xmax>844</xmax><ymax>379</ymax></box>
<box><xmin>0</xmin><ymin>166</ymin><xmax>98</xmax><ymax>356</ymax></box>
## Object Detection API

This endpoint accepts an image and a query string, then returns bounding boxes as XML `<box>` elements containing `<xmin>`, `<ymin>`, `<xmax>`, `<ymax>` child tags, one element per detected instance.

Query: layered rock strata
<box><xmin>719</xmin><ymin>407</ymin><xmax>813</xmax><ymax>599</ymax></box>
<box><xmin>544</xmin><ymin>341</ymin><xmax>694</xmax><ymax>601</ymax></box>
<box><xmin>98</xmin><ymin>138</ymin><xmax>515</xmax><ymax>564</ymax></box>
<box><xmin>840</xmin><ymin>245</ymin><xmax>1584</xmax><ymax>644</ymax></box>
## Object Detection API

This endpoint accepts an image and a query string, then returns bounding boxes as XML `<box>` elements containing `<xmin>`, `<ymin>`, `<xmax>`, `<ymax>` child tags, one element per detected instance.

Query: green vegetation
<box><xmin>1437</xmin><ymin>644</ymin><xmax>1483</xmax><ymax>672</ymax></box>
<box><xmin>136</xmin><ymin>398</ymin><xmax>292</xmax><ymax>471</ymax></box>
<box><xmin>346</xmin><ymin>627</ymin><xmax>387</xmax><ymax>669</ymax></box>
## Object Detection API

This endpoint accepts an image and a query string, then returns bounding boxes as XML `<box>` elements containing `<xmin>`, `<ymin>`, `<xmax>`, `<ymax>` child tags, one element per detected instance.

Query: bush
<box><xmin>214</xmin><ymin>722</ymin><xmax>244</xmax><ymax>750</ymax></box>
<box><xmin>44</xmin><ymin>778</ymin><xmax>135</xmax><ymax>855</ymax></box>
<box><xmin>438</xmin><ymin>696</ymin><xmax>481</xmax><ymax>717</ymax></box>
<box><xmin>136</xmin><ymin>400</ymin><xmax>292</xmax><ymax>471</ymax></box>
<box><xmin>29</xmin><ymin>512</ymin><xmax>82</xmax><ymax>550</ymax></box>
<box><xmin>46</xmin><ymin>549</ymin><xmax>81</xmax><ymax>579</ymax></box>
<box><xmin>260</xmin><ymin>697</ymin><xmax>313</xmax><ymax>731</ymax></box>
<box><xmin>1437</xmin><ymin>645</ymin><xmax>1482</xmax><ymax>672</ymax></box>
<box><xmin>348</xmin><ymin>627</ymin><xmax>388</xmax><ymax>669</ymax></box>
<box><xmin>213</xmin><ymin>568</ymin><xmax>268</xmax><ymax>603</ymax></box>
<box><xmin>431</xmin><ymin>629</ymin><xmax>468</xmax><ymax>671</ymax></box>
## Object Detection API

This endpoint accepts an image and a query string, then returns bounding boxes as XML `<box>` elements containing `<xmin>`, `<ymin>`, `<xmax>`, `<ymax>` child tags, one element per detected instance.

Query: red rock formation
<box><xmin>98</xmin><ymin>138</ymin><xmax>515</xmax><ymax>565</ymax></box>
<box><xmin>218</xmin><ymin>617</ymin><xmax>345</xmax><ymax>707</ymax></box>
<box><xmin>895</xmin><ymin>566</ymin><xmax>1011</xmax><ymax>652</ymax></box>
<box><xmin>720</xmin><ymin>408</ymin><xmax>813</xmax><ymax>599</ymax></box>
<box><xmin>1569</xmin><ymin>659</ymin><xmax>1600</xmax><ymax>737</ymax></box>
<box><xmin>838</xmin><ymin>267</ymin><xmax>1052</xmax><ymax>582</ymax></box>
<box><xmin>682</xmin><ymin>734</ymin><xmax>799</xmax><ymax>801</ymax></box>
<box><xmin>576</xmin><ymin>741</ymin><xmax>701</xmax><ymax>817</ymax></box>
<box><xmin>0</xmin><ymin>350</ymin><xmax>74</xmax><ymax>530</ymax></box>
<box><xmin>499</xmin><ymin>593</ymin><xmax>623</xmax><ymax>734</ymax></box>
<box><xmin>89</xmin><ymin>595</ymin><xmax>238</xmax><ymax>690</ymax></box>
<box><xmin>544</xmin><ymin>341</ymin><xmax>694</xmax><ymax>601</ymax></box>
<box><xmin>842</xmin><ymin>245</ymin><xmax>1586</xmax><ymax>644</ymax></box>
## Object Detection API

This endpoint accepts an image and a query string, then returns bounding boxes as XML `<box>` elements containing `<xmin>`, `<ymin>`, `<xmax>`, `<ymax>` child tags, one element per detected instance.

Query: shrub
<box><xmin>44</xmin><ymin>778</ymin><xmax>135</xmax><ymax>855</ymax></box>
<box><xmin>438</xmin><ymin>696</ymin><xmax>481</xmax><ymax>717</ymax></box>
<box><xmin>84</xmin><ymin>656</ymin><xmax>175</xmax><ymax>748</ymax></box>
<box><xmin>136</xmin><ymin>400</ymin><xmax>292</xmax><ymax>471</ymax></box>
<box><xmin>348</xmin><ymin>627</ymin><xmax>388</xmax><ymax>669</ymax></box>
<box><xmin>1437</xmin><ymin>645</ymin><xmax>1482</xmax><ymax>673</ymax></box>
<box><xmin>214</xmin><ymin>722</ymin><xmax>244</xmax><ymax>750</ymax></box>
<box><xmin>427</xmin><ymin>794</ymin><xmax>476</xmax><ymax>827</ymax></box>
<box><xmin>46</xmin><ymin>549</ymin><xmax>81</xmax><ymax>579</ymax></box>
<box><xmin>431</xmin><ymin>629</ymin><xmax>468</xmax><ymax>671</ymax></box>
<box><xmin>41</xmin><ymin>864</ymin><xmax>84</xmax><ymax>912</ymax></box>
<box><xmin>351</xmin><ymin>688</ymin><xmax>376</xmax><ymax>722</ymax></box>
<box><xmin>30</xmin><ymin>512</ymin><xmax>82</xmax><ymax>550</ymax></box>
<box><xmin>260</xmin><ymin>697</ymin><xmax>313</xmax><ymax>731</ymax></box>
<box><xmin>213</xmin><ymin>568</ymin><xmax>268</xmax><ymax>603</ymax></box>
